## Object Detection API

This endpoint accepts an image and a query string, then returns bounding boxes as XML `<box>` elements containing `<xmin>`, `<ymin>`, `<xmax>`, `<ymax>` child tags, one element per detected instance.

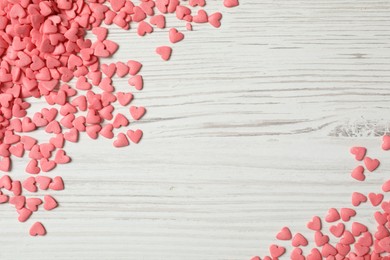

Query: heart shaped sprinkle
<box><xmin>127</xmin><ymin>129</ymin><xmax>143</xmax><ymax>144</ymax></box>
<box><xmin>130</xmin><ymin>106</ymin><xmax>146</xmax><ymax>120</ymax></box>
<box><xmin>169</xmin><ymin>28</ymin><xmax>185</xmax><ymax>43</ymax></box>
<box><xmin>314</xmin><ymin>231</ymin><xmax>329</xmax><ymax>247</ymax></box>
<box><xmin>340</xmin><ymin>208</ymin><xmax>356</xmax><ymax>222</ymax></box>
<box><xmin>156</xmin><ymin>46</ymin><xmax>172</xmax><ymax>61</ymax></box>
<box><xmin>352</xmin><ymin>192</ymin><xmax>367</xmax><ymax>206</ymax></box>
<box><xmin>26</xmin><ymin>198</ymin><xmax>42</xmax><ymax>212</ymax></box>
<box><xmin>269</xmin><ymin>244</ymin><xmax>285</xmax><ymax>258</ymax></box>
<box><xmin>368</xmin><ymin>193</ymin><xmax>384</xmax><ymax>206</ymax></box>
<box><xmin>351</xmin><ymin>165</ymin><xmax>365</xmax><ymax>181</ymax></box>
<box><xmin>364</xmin><ymin>157</ymin><xmax>380</xmax><ymax>172</ymax></box>
<box><xmin>382</xmin><ymin>135</ymin><xmax>390</xmax><ymax>150</ymax></box>
<box><xmin>307</xmin><ymin>216</ymin><xmax>322</xmax><ymax>231</ymax></box>
<box><xmin>29</xmin><ymin>222</ymin><xmax>46</xmax><ymax>236</ymax></box>
<box><xmin>276</xmin><ymin>227</ymin><xmax>292</xmax><ymax>241</ymax></box>
<box><xmin>291</xmin><ymin>233</ymin><xmax>308</xmax><ymax>247</ymax></box>
<box><xmin>224</xmin><ymin>0</ymin><xmax>239</xmax><ymax>8</ymax></box>
<box><xmin>350</xmin><ymin>146</ymin><xmax>367</xmax><ymax>161</ymax></box>
<box><xmin>43</xmin><ymin>195</ymin><xmax>58</xmax><ymax>211</ymax></box>
<box><xmin>329</xmin><ymin>223</ymin><xmax>345</xmax><ymax>237</ymax></box>
<box><xmin>325</xmin><ymin>208</ymin><xmax>340</xmax><ymax>223</ymax></box>
<box><xmin>113</xmin><ymin>133</ymin><xmax>129</xmax><ymax>148</ymax></box>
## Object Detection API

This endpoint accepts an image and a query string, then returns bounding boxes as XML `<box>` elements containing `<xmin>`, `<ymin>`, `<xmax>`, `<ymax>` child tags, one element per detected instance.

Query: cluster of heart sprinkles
<box><xmin>251</xmin><ymin>136</ymin><xmax>390</xmax><ymax>260</ymax></box>
<box><xmin>0</xmin><ymin>0</ymin><xmax>239</xmax><ymax>236</ymax></box>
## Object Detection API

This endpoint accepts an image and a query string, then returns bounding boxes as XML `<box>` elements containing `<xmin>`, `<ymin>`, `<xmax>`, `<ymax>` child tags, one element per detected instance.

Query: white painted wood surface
<box><xmin>1</xmin><ymin>0</ymin><xmax>390</xmax><ymax>259</ymax></box>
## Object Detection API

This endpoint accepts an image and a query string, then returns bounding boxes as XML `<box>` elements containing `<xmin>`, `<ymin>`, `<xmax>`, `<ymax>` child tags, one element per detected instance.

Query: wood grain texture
<box><xmin>1</xmin><ymin>0</ymin><xmax>390</xmax><ymax>259</ymax></box>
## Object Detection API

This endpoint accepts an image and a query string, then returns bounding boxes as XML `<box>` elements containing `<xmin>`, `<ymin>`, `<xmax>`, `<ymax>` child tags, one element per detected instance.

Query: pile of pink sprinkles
<box><xmin>0</xmin><ymin>0</ymin><xmax>239</xmax><ymax>236</ymax></box>
<box><xmin>251</xmin><ymin>136</ymin><xmax>390</xmax><ymax>260</ymax></box>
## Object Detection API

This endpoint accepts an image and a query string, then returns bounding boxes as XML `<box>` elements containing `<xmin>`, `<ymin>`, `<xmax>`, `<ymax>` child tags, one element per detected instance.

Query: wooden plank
<box><xmin>1</xmin><ymin>0</ymin><xmax>390</xmax><ymax>259</ymax></box>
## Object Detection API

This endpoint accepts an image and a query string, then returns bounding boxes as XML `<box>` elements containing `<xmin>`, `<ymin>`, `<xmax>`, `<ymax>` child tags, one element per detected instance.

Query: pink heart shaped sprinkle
<box><xmin>340</xmin><ymin>207</ymin><xmax>356</xmax><ymax>222</ymax></box>
<box><xmin>357</xmin><ymin>232</ymin><xmax>373</xmax><ymax>247</ymax></box>
<box><xmin>351</xmin><ymin>165</ymin><xmax>365</xmax><ymax>181</ymax></box>
<box><xmin>127</xmin><ymin>129</ymin><xmax>143</xmax><ymax>144</ymax></box>
<box><xmin>54</xmin><ymin>149</ymin><xmax>71</xmax><ymax>164</ymax></box>
<box><xmin>350</xmin><ymin>147</ymin><xmax>367</xmax><ymax>161</ymax></box>
<box><xmin>352</xmin><ymin>222</ymin><xmax>368</xmax><ymax>236</ymax></box>
<box><xmin>169</xmin><ymin>28</ymin><xmax>185</xmax><ymax>43</ymax></box>
<box><xmin>382</xmin><ymin>135</ymin><xmax>390</xmax><ymax>150</ymax></box>
<box><xmin>49</xmin><ymin>176</ymin><xmax>64</xmax><ymax>191</ymax></box>
<box><xmin>291</xmin><ymin>233</ymin><xmax>308</xmax><ymax>247</ymax></box>
<box><xmin>0</xmin><ymin>157</ymin><xmax>11</xmax><ymax>172</ymax></box>
<box><xmin>224</xmin><ymin>0</ymin><xmax>239</xmax><ymax>8</ymax></box>
<box><xmin>276</xmin><ymin>227</ymin><xmax>292</xmax><ymax>241</ymax></box>
<box><xmin>325</xmin><ymin>208</ymin><xmax>340</xmax><ymax>223</ymax></box>
<box><xmin>35</xmin><ymin>176</ymin><xmax>52</xmax><ymax>190</ymax></box>
<box><xmin>0</xmin><ymin>175</ymin><xmax>12</xmax><ymax>190</ymax></box>
<box><xmin>340</xmin><ymin>230</ymin><xmax>355</xmax><ymax>245</ymax></box>
<box><xmin>354</xmin><ymin>243</ymin><xmax>370</xmax><ymax>257</ymax></box>
<box><xmin>269</xmin><ymin>244</ymin><xmax>285</xmax><ymax>258</ymax></box>
<box><xmin>352</xmin><ymin>192</ymin><xmax>367</xmax><ymax>206</ymax></box>
<box><xmin>92</xmin><ymin>27</ymin><xmax>108</xmax><ymax>41</ymax></box>
<box><xmin>314</xmin><ymin>231</ymin><xmax>329</xmax><ymax>247</ymax></box>
<box><xmin>156</xmin><ymin>46</ymin><xmax>172</xmax><ymax>61</ymax></box>
<box><xmin>26</xmin><ymin>198</ymin><xmax>42</xmax><ymax>212</ymax></box>
<box><xmin>208</xmin><ymin>12</ymin><xmax>222</xmax><ymax>28</ymax></box>
<box><xmin>382</xmin><ymin>179</ymin><xmax>390</xmax><ymax>192</ymax></box>
<box><xmin>329</xmin><ymin>223</ymin><xmax>345</xmax><ymax>237</ymax></box>
<box><xmin>378</xmin><ymin>237</ymin><xmax>390</xmax><ymax>252</ymax></box>
<box><xmin>9</xmin><ymin>196</ymin><xmax>26</xmax><ymax>210</ymax></box>
<box><xmin>290</xmin><ymin>248</ymin><xmax>304</xmax><ymax>260</ymax></box>
<box><xmin>29</xmin><ymin>222</ymin><xmax>46</xmax><ymax>236</ymax></box>
<box><xmin>128</xmin><ymin>75</ymin><xmax>144</xmax><ymax>90</ymax></box>
<box><xmin>40</xmin><ymin>158</ymin><xmax>56</xmax><ymax>172</ymax></box>
<box><xmin>150</xmin><ymin>15</ymin><xmax>166</xmax><ymax>29</ymax></box>
<box><xmin>11</xmin><ymin>181</ymin><xmax>22</xmax><ymax>196</ymax></box>
<box><xmin>307</xmin><ymin>248</ymin><xmax>322</xmax><ymax>260</ymax></box>
<box><xmin>189</xmin><ymin>0</ymin><xmax>206</xmax><ymax>7</ymax></box>
<box><xmin>138</xmin><ymin>21</ymin><xmax>153</xmax><ymax>36</ymax></box>
<box><xmin>100</xmin><ymin>124</ymin><xmax>114</xmax><ymax>139</ymax></box>
<box><xmin>26</xmin><ymin>159</ymin><xmax>40</xmax><ymax>174</ymax></box>
<box><xmin>127</xmin><ymin>60</ymin><xmax>143</xmax><ymax>76</ymax></box>
<box><xmin>307</xmin><ymin>216</ymin><xmax>322</xmax><ymax>231</ymax></box>
<box><xmin>17</xmin><ymin>207</ymin><xmax>32</xmax><ymax>222</ymax></box>
<box><xmin>193</xmin><ymin>10</ymin><xmax>208</xmax><ymax>23</ymax></box>
<box><xmin>381</xmin><ymin>201</ymin><xmax>390</xmax><ymax>213</ymax></box>
<box><xmin>130</xmin><ymin>106</ymin><xmax>146</xmax><ymax>120</ymax></box>
<box><xmin>336</xmin><ymin>242</ymin><xmax>350</xmax><ymax>256</ymax></box>
<box><xmin>0</xmin><ymin>194</ymin><xmax>9</xmax><ymax>204</ymax></box>
<box><xmin>117</xmin><ymin>92</ymin><xmax>133</xmax><ymax>106</ymax></box>
<box><xmin>9</xmin><ymin>143</ymin><xmax>25</xmax><ymax>158</ymax></box>
<box><xmin>133</xmin><ymin>6</ymin><xmax>146</xmax><ymax>22</ymax></box>
<box><xmin>22</xmin><ymin>177</ymin><xmax>37</xmax><ymax>192</ymax></box>
<box><xmin>368</xmin><ymin>193</ymin><xmax>384</xmax><ymax>206</ymax></box>
<box><xmin>364</xmin><ymin>157</ymin><xmax>380</xmax><ymax>172</ymax></box>
<box><xmin>43</xmin><ymin>195</ymin><xmax>58</xmax><ymax>211</ymax></box>
<box><xmin>116</xmin><ymin>62</ymin><xmax>129</xmax><ymax>78</ymax></box>
<box><xmin>112</xmin><ymin>114</ymin><xmax>129</xmax><ymax>128</ymax></box>
<box><xmin>101</xmin><ymin>63</ymin><xmax>116</xmax><ymax>78</ymax></box>
<box><xmin>113</xmin><ymin>133</ymin><xmax>129</xmax><ymax>148</ymax></box>
<box><xmin>321</xmin><ymin>243</ymin><xmax>337</xmax><ymax>257</ymax></box>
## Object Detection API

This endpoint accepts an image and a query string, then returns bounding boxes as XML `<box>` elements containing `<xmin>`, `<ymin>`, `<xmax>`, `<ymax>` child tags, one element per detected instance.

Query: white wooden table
<box><xmin>1</xmin><ymin>0</ymin><xmax>390</xmax><ymax>259</ymax></box>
